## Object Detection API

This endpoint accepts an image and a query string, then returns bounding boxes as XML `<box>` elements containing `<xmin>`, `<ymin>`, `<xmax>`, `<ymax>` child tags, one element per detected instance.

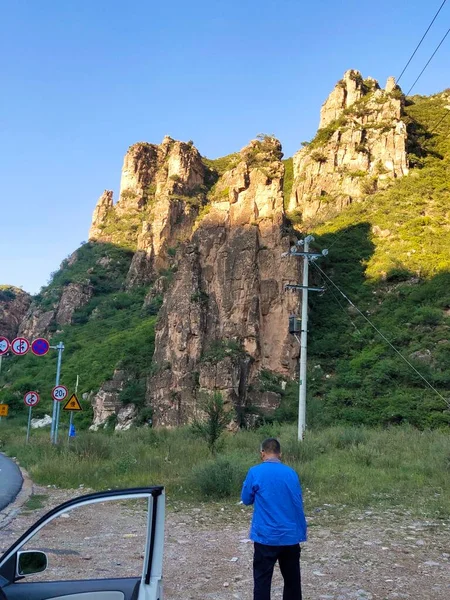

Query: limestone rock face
<box><xmin>0</xmin><ymin>288</ymin><xmax>32</xmax><ymax>340</ymax></box>
<box><xmin>90</xmin><ymin>370</ymin><xmax>127</xmax><ymax>430</ymax></box>
<box><xmin>289</xmin><ymin>71</ymin><xmax>408</xmax><ymax>222</ymax></box>
<box><xmin>55</xmin><ymin>283</ymin><xmax>93</xmax><ymax>325</ymax></box>
<box><xmin>19</xmin><ymin>307</ymin><xmax>55</xmax><ymax>339</ymax></box>
<box><xmin>89</xmin><ymin>137</ymin><xmax>206</xmax><ymax>286</ymax></box>
<box><xmin>89</xmin><ymin>190</ymin><xmax>113</xmax><ymax>240</ymax></box>
<box><xmin>147</xmin><ymin>137</ymin><xmax>300</xmax><ymax>426</ymax></box>
<box><xmin>319</xmin><ymin>69</ymin><xmax>368</xmax><ymax>129</ymax></box>
<box><xmin>19</xmin><ymin>280</ymin><xmax>93</xmax><ymax>338</ymax></box>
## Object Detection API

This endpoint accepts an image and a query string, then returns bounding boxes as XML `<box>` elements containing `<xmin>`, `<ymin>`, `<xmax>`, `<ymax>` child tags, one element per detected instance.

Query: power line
<box><xmin>397</xmin><ymin>0</ymin><xmax>448</xmax><ymax>83</ymax></box>
<box><xmin>314</xmin><ymin>269</ymin><xmax>362</xmax><ymax>334</ymax></box>
<box><xmin>310</xmin><ymin>260</ymin><xmax>450</xmax><ymax>410</ymax></box>
<box><xmin>429</xmin><ymin>110</ymin><xmax>450</xmax><ymax>135</ymax></box>
<box><xmin>406</xmin><ymin>27</ymin><xmax>450</xmax><ymax>95</ymax></box>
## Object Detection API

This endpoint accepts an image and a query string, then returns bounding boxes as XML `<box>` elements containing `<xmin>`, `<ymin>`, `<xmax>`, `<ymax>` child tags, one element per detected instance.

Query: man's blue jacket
<box><xmin>241</xmin><ymin>459</ymin><xmax>307</xmax><ymax>546</ymax></box>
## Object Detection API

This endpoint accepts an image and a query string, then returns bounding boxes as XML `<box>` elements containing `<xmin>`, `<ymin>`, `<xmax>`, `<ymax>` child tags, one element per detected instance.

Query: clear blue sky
<box><xmin>1</xmin><ymin>0</ymin><xmax>448</xmax><ymax>294</ymax></box>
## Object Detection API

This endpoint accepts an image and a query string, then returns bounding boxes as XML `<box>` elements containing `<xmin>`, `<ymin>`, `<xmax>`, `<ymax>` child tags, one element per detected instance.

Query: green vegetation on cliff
<box><xmin>0</xmin><ymin>242</ymin><xmax>156</xmax><ymax>428</ymax></box>
<box><xmin>292</xmin><ymin>93</ymin><xmax>450</xmax><ymax>429</ymax></box>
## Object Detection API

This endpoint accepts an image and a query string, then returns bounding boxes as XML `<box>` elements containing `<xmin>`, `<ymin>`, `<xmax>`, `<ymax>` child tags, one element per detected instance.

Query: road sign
<box><xmin>31</xmin><ymin>338</ymin><xmax>50</xmax><ymax>356</ymax></box>
<box><xmin>52</xmin><ymin>385</ymin><xmax>68</xmax><ymax>402</ymax></box>
<box><xmin>0</xmin><ymin>404</ymin><xmax>9</xmax><ymax>416</ymax></box>
<box><xmin>63</xmin><ymin>394</ymin><xmax>82</xmax><ymax>411</ymax></box>
<box><xmin>24</xmin><ymin>391</ymin><xmax>40</xmax><ymax>407</ymax></box>
<box><xmin>0</xmin><ymin>337</ymin><xmax>10</xmax><ymax>356</ymax></box>
<box><xmin>11</xmin><ymin>337</ymin><xmax>30</xmax><ymax>355</ymax></box>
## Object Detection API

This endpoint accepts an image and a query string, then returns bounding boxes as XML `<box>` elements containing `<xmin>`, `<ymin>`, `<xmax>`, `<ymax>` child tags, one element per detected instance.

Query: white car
<box><xmin>0</xmin><ymin>487</ymin><xmax>165</xmax><ymax>600</ymax></box>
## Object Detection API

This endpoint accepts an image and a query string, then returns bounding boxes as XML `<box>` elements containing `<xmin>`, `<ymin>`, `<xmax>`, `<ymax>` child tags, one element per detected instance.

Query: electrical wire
<box><xmin>397</xmin><ymin>0</ymin><xmax>448</xmax><ymax>83</ymax></box>
<box><xmin>314</xmin><ymin>269</ymin><xmax>362</xmax><ymax>334</ymax></box>
<box><xmin>310</xmin><ymin>260</ymin><xmax>450</xmax><ymax>410</ymax></box>
<box><xmin>429</xmin><ymin>110</ymin><xmax>450</xmax><ymax>135</ymax></box>
<box><xmin>406</xmin><ymin>27</ymin><xmax>450</xmax><ymax>95</ymax></box>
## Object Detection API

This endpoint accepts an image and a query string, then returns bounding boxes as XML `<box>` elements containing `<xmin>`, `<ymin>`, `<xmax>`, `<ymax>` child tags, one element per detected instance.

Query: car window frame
<box><xmin>0</xmin><ymin>487</ymin><xmax>164</xmax><ymax>597</ymax></box>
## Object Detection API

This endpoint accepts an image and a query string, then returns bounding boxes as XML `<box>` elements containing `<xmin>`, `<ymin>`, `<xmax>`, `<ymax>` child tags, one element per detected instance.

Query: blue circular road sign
<box><xmin>31</xmin><ymin>338</ymin><xmax>50</xmax><ymax>356</ymax></box>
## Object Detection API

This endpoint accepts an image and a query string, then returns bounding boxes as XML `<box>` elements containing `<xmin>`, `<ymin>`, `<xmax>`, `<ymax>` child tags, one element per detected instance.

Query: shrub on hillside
<box><xmin>191</xmin><ymin>456</ymin><xmax>249</xmax><ymax>499</ymax></box>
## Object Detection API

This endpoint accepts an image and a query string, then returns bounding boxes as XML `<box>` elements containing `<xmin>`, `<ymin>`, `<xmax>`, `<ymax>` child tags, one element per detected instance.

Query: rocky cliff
<box><xmin>287</xmin><ymin>70</ymin><xmax>408</xmax><ymax>223</ymax></box>
<box><xmin>88</xmin><ymin>136</ymin><xmax>301</xmax><ymax>427</ymax></box>
<box><xmin>0</xmin><ymin>287</ymin><xmax>31</xmax><ymax>340</ymax></box>
<box><xmin>147</xmin><ymin>138</ymin><xmax>300</xmax><ymax>426</ymax></box>
<box><xmin>90</xmin><ymin>137</ymin><xmax>206</xmax><ymax>287</ymax></box>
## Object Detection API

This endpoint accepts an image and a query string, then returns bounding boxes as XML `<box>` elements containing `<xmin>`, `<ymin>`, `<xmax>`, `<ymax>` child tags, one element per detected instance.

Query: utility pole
<box><xmin>283</xmin><ymin>235</ymin><xmax>328</xmax><ymax>441</ymax></box>
<box><xmin>50</xmin><ymin>341</ymin><xmax>64</xmax><ymax>444</ymax></box>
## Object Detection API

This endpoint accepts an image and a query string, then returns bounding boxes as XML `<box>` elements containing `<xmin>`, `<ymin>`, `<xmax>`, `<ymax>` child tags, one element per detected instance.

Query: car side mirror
<box><xmin>17</xmin><ymin>551</ymin><xmax>48</xmax><ymax>576</ymax></box>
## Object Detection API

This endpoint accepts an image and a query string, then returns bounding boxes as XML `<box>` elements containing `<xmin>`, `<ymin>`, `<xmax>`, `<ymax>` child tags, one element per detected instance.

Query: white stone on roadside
<box><xmin>313</xmin><ymin>570</ymin><xmax>326</xmax><ymax>576</ymax></box>
<box><xmin>31</xmin><ymin>415</ymin><xmax>52</xmax><ymax>429</ymax></box>
<box><xmin>230</xmin><ymin>557</ymin><xmax>238</xmax><ymax>562</ymax></box>
<box><xmin>223</xmin><ymin>582</ymin><xmax>229</xmax><ymax>587</ymax></box>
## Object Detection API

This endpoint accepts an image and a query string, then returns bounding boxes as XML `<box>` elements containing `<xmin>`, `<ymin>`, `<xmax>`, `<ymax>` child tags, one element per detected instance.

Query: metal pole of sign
<box><xmin>26</xmin><ymin>406</ymin><xmax>32</xmax><ymax>444</ymax></box>
<box><xmin>68</xmin><ymin>375</ymin><xmax>79</xmax><ymax>442</ymax></box>
<box><xmin>0</xmin><ymin>355</ymin><xmax>2</xmax><ymax>424</ymax></box>
<box><xmin>50</xmin><ymin>342</ymin><xmax>64</xmax><ymax>444</ymax></box>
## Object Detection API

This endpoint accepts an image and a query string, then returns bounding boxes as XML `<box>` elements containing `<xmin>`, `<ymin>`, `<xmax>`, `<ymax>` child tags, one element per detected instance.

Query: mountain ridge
<box><xmin>1</xmin><ymin>71</ymin><xmax>449</xmax><ymax>430</ymax></box>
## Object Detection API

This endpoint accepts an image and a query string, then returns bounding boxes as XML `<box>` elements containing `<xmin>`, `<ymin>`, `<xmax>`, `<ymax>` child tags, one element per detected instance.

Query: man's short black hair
<box><xmin>261</xmin><ymin>438</ymin><xmax>281</xmax><ymax>454</ymax></box>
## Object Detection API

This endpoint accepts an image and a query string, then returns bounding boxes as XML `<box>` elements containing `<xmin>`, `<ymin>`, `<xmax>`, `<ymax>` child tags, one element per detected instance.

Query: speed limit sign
<box><xmin>24</xmin><ymin>391</ymin><xmax>40</xmax><ymax>407</ymax></box>
<box><xmin>52</xmin><ymin>385</ymin><xmax>68</xmax><ymax>402</ymax></box>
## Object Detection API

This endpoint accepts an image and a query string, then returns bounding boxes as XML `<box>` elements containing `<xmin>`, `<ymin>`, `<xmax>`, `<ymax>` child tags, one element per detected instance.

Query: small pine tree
<box><xmin>191</xmin><ymin>392</ymin><xmax>231</xmax><ymax>456</ymax></box>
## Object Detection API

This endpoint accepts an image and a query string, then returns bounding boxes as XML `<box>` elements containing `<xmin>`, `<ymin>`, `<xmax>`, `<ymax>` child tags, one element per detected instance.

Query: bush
<box><xmin>310</xmin><ymin>150</ymin><xmax>327</xmax><ymax>163</ymax></box>
<box><xmin>119</xmin><ymin>379</ymin><xmax>146</xmax><ymax>407</ymax></box>
<box><xmin>191</xmin><ymin>456</ymin><xmax>249</xmax><ymax>499</ymax></box>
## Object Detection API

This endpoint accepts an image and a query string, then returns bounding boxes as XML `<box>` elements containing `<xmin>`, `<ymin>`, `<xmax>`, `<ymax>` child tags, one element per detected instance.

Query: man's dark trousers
<box><xmin>253</xmin><ymin>542</ymin><xmax>302</xmax><ymax>600</ymax></box>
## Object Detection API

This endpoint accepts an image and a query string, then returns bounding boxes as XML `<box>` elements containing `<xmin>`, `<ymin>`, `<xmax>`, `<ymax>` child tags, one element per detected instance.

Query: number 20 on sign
<box><xmin>52</xmin><ymin>385</ymin><xmax>68</xmax><ymax>402</ymax></box>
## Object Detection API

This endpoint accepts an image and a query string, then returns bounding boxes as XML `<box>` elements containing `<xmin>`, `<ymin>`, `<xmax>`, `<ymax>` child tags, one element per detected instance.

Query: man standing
<box><xmin>241</xmin><ymin>438</ymin><xmax>307</xmax><ymax>600</ymax></box>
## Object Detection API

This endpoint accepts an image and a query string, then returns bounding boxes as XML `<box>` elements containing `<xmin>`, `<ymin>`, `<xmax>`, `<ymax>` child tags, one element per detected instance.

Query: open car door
<box><xmin>0</xmin><ymin>487</ymin><xmax>164</xmax><ymax>600</ymax></box>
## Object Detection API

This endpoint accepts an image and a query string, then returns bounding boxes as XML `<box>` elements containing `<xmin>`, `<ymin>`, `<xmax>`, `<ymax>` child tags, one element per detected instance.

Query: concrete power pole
<box><xmin>284</xmin><ymin>235</ymin><xmax>328</xmax><ymax>441</ymax></box>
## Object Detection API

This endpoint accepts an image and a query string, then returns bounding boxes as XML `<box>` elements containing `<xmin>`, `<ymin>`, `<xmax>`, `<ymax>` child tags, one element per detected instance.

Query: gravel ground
<box><xmin>0</xmin><ymin>486</ymin><xmax>449</xmax><ymax>600</ymax></box>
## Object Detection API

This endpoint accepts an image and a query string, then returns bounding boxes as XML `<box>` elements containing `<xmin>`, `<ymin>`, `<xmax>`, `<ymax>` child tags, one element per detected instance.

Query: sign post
<box><xmin>0</xmin><ymin>338</ymin><xmax>9</xmax><ymax>424</ymax></box>
<box><xmin>50</xmin><ymin>342</ymin><xmax>65</xmax><ymax>444</ymax></box>
<box><xmin>24</xmin><ymin>391</ymin><xmax>40</xmax><ymax>443</ymax></box>
<box><xmin>67</xmin><ymin>375</ymin><xmax>80</xmax><ymax>441</ymax></box>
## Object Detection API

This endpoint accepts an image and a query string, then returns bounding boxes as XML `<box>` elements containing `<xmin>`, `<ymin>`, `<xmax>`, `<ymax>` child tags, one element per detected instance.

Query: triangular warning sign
<box><xmin>63</xmin><ymin>394</ymin><xmax>82</xmax><ymax>411</ymax></box>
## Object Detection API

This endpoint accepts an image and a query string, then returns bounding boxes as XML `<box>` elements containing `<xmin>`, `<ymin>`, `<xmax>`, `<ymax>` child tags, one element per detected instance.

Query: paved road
<box><xmin>0</xmin><ymin>454</ymin><xmax>23</xmax><ymax>511</ymax></box>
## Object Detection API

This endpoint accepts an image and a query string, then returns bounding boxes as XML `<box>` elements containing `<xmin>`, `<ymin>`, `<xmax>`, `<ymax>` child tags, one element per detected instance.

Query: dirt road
<box><xmin>0</xmin><ymin>485</ymin><xmax>448</xmax><ymax>600</ymax></box>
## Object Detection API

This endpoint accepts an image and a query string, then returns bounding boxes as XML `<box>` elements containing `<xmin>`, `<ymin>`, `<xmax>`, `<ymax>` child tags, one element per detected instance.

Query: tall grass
<box><xmin>1</xmin><ymin>424</ymin><xmax>448</xmax><ymax>518</ymax></box>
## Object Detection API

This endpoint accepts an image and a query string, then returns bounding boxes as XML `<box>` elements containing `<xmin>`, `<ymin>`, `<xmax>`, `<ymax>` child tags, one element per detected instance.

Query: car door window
<box><xmin>17</xmin><ymin>498</ymin><xmax>148</xmax><ymax>582</ymax></box>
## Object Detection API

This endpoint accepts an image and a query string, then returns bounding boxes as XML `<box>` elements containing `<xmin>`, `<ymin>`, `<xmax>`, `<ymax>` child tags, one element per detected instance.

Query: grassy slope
<box><xmin>1</xmin><ymin>423</ymin><xmax>448</xmax><ymax>517</ymax></box>
<box><xmin>291</xmin><ymin>93</ymin><xmax>450</xmax><ymax>428</ymax></box>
